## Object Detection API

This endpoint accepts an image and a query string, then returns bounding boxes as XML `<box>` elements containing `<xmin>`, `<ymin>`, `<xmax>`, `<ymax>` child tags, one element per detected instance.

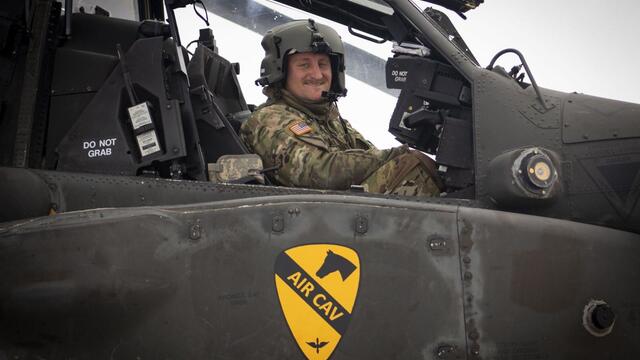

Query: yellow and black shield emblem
<box><xmin>274</xmin><ymin>244</ymin><xmax>361</xmax><ymax>360</ymax></box>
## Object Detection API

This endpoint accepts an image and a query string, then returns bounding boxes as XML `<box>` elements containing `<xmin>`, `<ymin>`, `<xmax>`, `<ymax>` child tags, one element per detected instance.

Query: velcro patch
<box><xmin>289</xmin><ymin>121</ymin><xmax>312</xmax><ymax>136</ymax></box>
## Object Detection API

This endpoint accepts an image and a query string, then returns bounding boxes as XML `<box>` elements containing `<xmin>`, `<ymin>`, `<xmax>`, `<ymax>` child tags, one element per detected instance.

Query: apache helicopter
<box><xmin>1</xmin><ymin>0</ymin><xmax>639</xmax><ymax>359</ymax></box>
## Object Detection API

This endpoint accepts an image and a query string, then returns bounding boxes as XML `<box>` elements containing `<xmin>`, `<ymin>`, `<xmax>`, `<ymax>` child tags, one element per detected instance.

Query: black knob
<box><xmin>591</xmin><ymin>304</ymin><xmax>616</xmax><ymax>330</ymax></box>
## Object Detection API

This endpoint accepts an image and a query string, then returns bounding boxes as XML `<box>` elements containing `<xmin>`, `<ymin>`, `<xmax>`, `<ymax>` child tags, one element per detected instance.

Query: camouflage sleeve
<box><xmin>241</xmin><ymin>105</ymin><xmax>408</xmax><ymax>190</ymax></box>
<box><xmin>341</xmin><ymin>118</ymin><xmax>377</xmax><ymax>150</ymax></box>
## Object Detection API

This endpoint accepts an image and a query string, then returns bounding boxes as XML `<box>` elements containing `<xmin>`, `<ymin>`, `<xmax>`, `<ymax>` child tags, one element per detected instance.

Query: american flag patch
<box><xmin>288</xmin><ymin>121</ymin><xmax>312</xmax><ymax>136</ymax></box>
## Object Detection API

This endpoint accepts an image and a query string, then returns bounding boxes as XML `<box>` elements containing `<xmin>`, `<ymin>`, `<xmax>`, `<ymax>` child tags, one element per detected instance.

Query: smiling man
<box><xmin>286</xmin><ymin>52</ymin><xmax>332</xmax><ymax>102</ymax></box>
<box><xmin>240</xmin><ymin>19</ymin><xmax>442</xmax><ymax>196</ymax></box>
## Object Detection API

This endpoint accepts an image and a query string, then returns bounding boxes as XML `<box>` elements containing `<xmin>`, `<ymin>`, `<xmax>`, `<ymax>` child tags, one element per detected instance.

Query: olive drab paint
<box><xmin>274</xmin><ymin>244</ymin><xmax>360</xmax><ymax>359</ymax></box>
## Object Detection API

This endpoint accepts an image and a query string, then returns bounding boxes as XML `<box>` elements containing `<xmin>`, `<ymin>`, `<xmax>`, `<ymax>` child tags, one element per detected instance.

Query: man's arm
<box><xmin>241</xmin><ymin>106</ymin><xmax>407</xmax><ymax>189</ymax></box>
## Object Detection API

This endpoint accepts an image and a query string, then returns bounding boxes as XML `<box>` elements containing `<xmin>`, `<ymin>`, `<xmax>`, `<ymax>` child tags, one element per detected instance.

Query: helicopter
<box><xmin>0</xmin><ymin>0</ymin><xmax>639</xmax><ymax>359</ymax></box>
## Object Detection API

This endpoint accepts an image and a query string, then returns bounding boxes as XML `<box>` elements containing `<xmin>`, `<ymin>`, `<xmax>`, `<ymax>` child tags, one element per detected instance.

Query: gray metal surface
<box><xmin>2</xmin><ymin>195</ymin><xmax>638</xmax><ymax>358</ymax></box>
<box><xmin>0</xmin><ymin>195</ymin><xmax>465</xmax><ymax>359</ymax></box>
<box><xmin>458</xmin><ymin>206</ymin><xmax>640</xmax><ymax>359</ymax></box>
<box><xmin>0</xmin><ymin>167</ymin><xmax>472</xmax><ymax>222</ymax></box>
<box><xmin>562</xmin><ymin>94</ymin><xmax>640</xmax><ymax>144</ymax></box>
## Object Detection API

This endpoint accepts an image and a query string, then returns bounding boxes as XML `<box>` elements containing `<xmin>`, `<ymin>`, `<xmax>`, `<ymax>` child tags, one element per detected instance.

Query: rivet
<box><xmin>464</xmin><ymin>272</ymin><xmax>473</xmax><ymax>280</ymax></box>
<box><xmin>272</xmin><ymin>215</ymin><xmax>284</xmax><ymax>233</ymax></box>
<box><xmin>189</xmin><ymin>224</ymin><xmax>201</xmax><ymax>240</ymax></box>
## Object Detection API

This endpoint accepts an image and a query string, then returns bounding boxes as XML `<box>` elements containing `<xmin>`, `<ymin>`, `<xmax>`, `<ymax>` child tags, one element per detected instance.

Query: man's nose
<box><xmin>308</xmin><ymin>62</ymin><xmax>324</xmax><ymax>78</ymax></box>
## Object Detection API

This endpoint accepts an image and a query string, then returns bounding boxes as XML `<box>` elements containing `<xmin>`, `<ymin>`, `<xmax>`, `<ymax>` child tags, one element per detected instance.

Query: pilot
<box><xmin>240</xmin><ymin>19</ymin><xmax>442</xmax><ymax>196</ymax></box>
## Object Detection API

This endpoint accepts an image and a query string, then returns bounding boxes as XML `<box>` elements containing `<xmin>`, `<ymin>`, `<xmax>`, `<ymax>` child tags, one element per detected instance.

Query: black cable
<box><xmin>487</xmin><ymin>48</ymin><xmax>549</xmax><ymax>110</ymax></box>
<box><xmin>193</xmin><ymin>0</ymin><xmax>209</xmax><ymax>26</ymax></box>
<box><xmin>186</xmin><ymin>39</ymin><xmax>198</xmax><ymax>49</ymax></box>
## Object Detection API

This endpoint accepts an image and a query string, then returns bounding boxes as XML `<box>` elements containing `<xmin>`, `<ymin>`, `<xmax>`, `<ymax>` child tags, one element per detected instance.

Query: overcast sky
<box><xmin>445</xmin><ymin>0</ymin><xmax>640</xmax><ymax>104</ymax></box>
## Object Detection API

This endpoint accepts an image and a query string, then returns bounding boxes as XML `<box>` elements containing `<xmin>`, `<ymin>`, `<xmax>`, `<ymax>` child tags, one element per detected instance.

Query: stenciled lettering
<box><xmin>83</xmin><ymin>137</ymin><xmax>117</xmax><ymax>158</ymax></box>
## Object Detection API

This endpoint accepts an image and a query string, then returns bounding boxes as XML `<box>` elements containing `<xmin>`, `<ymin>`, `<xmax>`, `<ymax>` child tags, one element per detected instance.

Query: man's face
<box><xmin>285</xmin><ymin>52</ymin><xmax>332</xmax><ymax>102</ymax></box>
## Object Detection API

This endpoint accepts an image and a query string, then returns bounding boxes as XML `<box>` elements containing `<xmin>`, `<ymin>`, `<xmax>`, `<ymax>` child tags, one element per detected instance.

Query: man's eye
<box><xmin>298</xmin><ymin>63</ymin><xmax>310</xmax><ymax>68</ymax></box>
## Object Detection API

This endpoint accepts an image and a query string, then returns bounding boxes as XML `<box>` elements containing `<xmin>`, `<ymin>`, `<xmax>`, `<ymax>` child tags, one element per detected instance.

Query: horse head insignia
<box><xmin>274</xmin><ymin>244</ymin><xmax>360</xmax><ymax>359</ymax></box>
<box><xmin>316</xmin><ymin>250</ymin><xmax>357</xmax><ymax>281</ymax></box>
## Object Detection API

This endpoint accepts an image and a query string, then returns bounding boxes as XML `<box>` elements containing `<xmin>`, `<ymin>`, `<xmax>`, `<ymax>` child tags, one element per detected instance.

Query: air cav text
<box><xmin>286</xmin><ymin>271</ymin><xmax>345</xmax><ymax>321</ymax></box>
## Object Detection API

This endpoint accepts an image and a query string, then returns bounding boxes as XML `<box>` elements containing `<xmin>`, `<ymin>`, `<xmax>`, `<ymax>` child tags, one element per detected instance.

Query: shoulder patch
<box><xmin>289</xmin><ymin>121</ymin><xmax>312</xmax><ymax>136</ymax></box>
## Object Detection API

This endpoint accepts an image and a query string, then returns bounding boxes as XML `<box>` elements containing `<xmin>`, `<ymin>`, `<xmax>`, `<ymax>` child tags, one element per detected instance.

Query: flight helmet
<box><xmin>256</xmin><ymin>19</ymin><xmax>347</xmax><ymax>99</ymax></box>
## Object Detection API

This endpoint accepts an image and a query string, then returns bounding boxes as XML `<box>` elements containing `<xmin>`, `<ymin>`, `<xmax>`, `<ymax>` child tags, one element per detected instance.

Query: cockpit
<box><xmin>3</xmin><ymin>0</ymin><xmax>637</xmax><ymax>233</ymax></box>
<box><xmin>29</xmin><ymin>0</ymin><xmax>478</xmax><ymax>198</ymax></box>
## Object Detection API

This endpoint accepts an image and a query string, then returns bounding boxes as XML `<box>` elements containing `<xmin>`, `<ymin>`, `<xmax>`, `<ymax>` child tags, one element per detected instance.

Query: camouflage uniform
<box><xmin>240</xmin><ymin>88</ymin><xmax>441</xmax><ymax>196</ymax></box>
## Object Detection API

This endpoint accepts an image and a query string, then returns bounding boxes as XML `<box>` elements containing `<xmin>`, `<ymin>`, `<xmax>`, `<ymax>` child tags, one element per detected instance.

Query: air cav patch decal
<box><xmin>274</xmin><ymin>244</ymin><xmax>360</xmax><ymax>360</ymax></box>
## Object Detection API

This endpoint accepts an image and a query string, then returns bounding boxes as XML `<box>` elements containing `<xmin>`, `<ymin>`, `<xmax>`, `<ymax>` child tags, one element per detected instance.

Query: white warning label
<box><xmin>128</xmin><ymin>102</ymin><xmax>153</xmax><ymax>130</ymax></box>
<box><xmin>83</xmin><ymin>137</ymin><xmax>117</xmax><ymax>158</ymax></box>
<box><xmin>136</xmin><ymin>130</ymin><xmax>161</xmax><ymax>157</ymax></box>
<box><xmin>391</xmin><ymin>69</ymin><xmax>408</xmax><ymax>83</ymax></box>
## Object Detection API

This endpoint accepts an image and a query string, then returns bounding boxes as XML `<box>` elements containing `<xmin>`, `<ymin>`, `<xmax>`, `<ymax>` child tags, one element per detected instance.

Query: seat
<box><xmin>187</xmin><ymin>43</ymin><xmax>251</xmax><ymax>163</ymax></box>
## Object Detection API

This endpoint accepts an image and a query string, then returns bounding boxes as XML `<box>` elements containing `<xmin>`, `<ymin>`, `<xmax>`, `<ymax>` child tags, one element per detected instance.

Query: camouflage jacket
<box><xmin>240</xmin><ymin>88</ymin><xmax>407</xmax><ymax>189</ymax></box>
